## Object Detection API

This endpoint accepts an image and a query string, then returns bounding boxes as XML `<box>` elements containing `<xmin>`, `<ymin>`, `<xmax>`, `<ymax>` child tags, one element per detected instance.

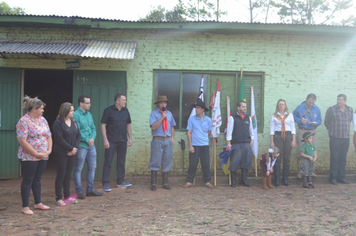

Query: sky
<box><xmin>5</xmin><ymin>0</ymin><xmax>356</xmax><ymax>23</ymax></box>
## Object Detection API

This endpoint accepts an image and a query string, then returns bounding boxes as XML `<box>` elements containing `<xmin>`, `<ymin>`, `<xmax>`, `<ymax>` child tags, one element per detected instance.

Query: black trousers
<box><xmin>55</xmin><ymin>153</ymin><xmax>75</xmax><ymax>201</ymax></box>
<box><xmin>21</xmin><ymin>160</ymin><xmax>47</xmax><ymax>207</ymax></box>
<box><xmin>102</xmin><ymin>141</ymin><xmax>127</xmax><ymax>185</ymax></box>
<box><xmin>329</xmin><ymin>137</ymin><xmax>349</xmax><ymax>181</ymax></box>
<box><xmin>187</xmin><ymin>146</ymin><xmax>211</xmax><ymax>183</ymax></box>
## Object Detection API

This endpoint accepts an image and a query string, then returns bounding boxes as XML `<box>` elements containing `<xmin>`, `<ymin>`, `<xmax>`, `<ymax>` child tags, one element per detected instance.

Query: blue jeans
<box><xmin>102</xmin><ymin>142</ymin><xmax>127</xmax><ymax>185</ymax></box>
<box><xmin>74</xmin><ymin>146</ymin><xmax>97</xmax><ymax>193</ymax></box>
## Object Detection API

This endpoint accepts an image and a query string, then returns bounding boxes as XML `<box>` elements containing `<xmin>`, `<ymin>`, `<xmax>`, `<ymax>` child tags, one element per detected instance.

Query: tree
<box><xmin>247</xmin><ymin>0</ymin><xmax>273</xmax><ymax>23</ymax></box>
<box><xmin>270</xmin><ymin>0</ymin><xmax>353</xmax><ymax>24</ymax></box>
<box><xmin>140</xmin><ymin>0</ymin><xmax>227</xmax><ymax>22</ymax></box>
<box><xmin>0</xmin><ymin>1</ymin><xmax>25</xmax><ymax>14</ymax></box>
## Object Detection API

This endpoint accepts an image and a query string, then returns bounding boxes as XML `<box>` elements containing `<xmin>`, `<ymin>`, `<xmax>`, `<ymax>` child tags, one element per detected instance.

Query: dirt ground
<box><xmin>1</xmin><ymin>176</ymin><xmax>356</xmax><ymax>236</ymax></box>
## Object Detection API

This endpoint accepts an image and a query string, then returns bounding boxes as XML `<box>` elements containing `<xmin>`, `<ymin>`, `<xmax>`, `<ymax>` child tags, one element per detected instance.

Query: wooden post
<box><xmin>214</xmin><ymin>138</ymin><xmax>217</xmax><ymax>186</ymax></box>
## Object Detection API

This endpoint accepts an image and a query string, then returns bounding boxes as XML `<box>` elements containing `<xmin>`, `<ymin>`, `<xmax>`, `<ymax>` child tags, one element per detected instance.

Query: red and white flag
<box><xmin>211</xmin><ymin>79</ymin><xmax>222</xmax><ymax>139</ymax></box>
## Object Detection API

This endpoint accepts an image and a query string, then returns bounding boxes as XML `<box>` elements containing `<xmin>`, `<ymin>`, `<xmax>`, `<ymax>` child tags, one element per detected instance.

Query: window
<box><xmin>154</xmin><ymin>71</ymin><xmax>264</xmax><ymax>133</ymax></box>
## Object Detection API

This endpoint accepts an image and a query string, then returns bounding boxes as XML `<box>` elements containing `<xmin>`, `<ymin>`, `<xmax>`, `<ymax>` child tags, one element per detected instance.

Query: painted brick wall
<box><xmin>1</xmin><ymin>27</ymin><xmax>356</xmax><ymax>177</ymax></box>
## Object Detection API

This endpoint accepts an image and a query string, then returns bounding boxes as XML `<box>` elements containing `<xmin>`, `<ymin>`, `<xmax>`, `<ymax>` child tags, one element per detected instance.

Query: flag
<box><xmin>211</xmin><ymin>79</ymin><xmax>221</xmax><ymax>139</ymax></box>
<box><xmin>251</xmin><ymin>87</ymin><xmax>258</xmax><ymax>158</ymax></box>
<box><xmin>221</xmin><ymin>96</ymin><xmax>232</xmax><ymax>175</ymax></box>
<box><xmin>189</xmin><ymin>76</ymin><xmax>204</xmax><ymax>119</ymax></box>
<box><xmin>238</xmin><ymin>73</ymin><xmax>246</xmax><ymax>102</ymax></box>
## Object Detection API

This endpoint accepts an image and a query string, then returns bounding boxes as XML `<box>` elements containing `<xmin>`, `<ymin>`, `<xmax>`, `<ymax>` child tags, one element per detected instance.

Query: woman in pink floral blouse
<box><xmin>16</xmin><ymin>96</ymin><xmax>52</xmax><ymax>215</ymax></box>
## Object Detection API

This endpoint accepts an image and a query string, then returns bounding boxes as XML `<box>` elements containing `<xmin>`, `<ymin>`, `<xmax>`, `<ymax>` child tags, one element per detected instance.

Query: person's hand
<box><xmin>291</xmin><ymin>140</ymin><xmax>296</xmax><ymax>149</ymax></box>
<box><xmin>226</xmin><ymin>143</ymin><xmax>232</xmax><ymax>152</ymax></box>
<box><xmin>171</xmin><ymin>137</ymin><xmax>174</xmax><ymax>146</ymax></box>
<box><xmin>128</xmin><ymin>139</ymin><xmax>133</xmax><ymax>147</ymax></box>
<box><xmin>36</xmin><ymin>152</ymin><xmax>47</xmax><ymax>160</ymax></box>
<box><xmin>189</xmin><ymin>146</ymin><xmax>195</xmax><ymax>153</ymax></box>
<box><xmin>104</xmin><ymin>140</ymin><xmax>110</xmax><ymax>149</ymax></box>
<box><xmin>88</xmin><ymin>138</ymin><xmax>94</xmax><ymax>147</ymax></box>
<box><xmin>310</xmin><ymin>122</ymin><xmax>317</xmax><ymax>126</ymax></box>
<box><xmin>72</xmin><ymin>148</ymin><xmax>78</xmax><ymax>155</ymax></box>
<box><xmin>161</xmin><ymin>111</ymin><xmax>167</xmax><ymax>120</ymax></box>
<box><xmin>250</xmin><ymin>140</ymin><xmax>254</xmax><ymax>147</ymax></box>
<box><xmin>67</xmin><ymin>151</ymin><xmax>73</xmax><ymax>156</ymax></box>
<box><xmin>309</xmin><ymin>157</ymin><xmax>314</xmax><ymax>161</ymax></box>
<box><xmin>270</xmin><ymin>168</ymin><xmax>274</xmax><ymax>173</ymax></box>
<box><xmin>302</xmin><ymin>118</ymin><xmax>308</xmax><ymax>124</ymax></box>
<box><xmin>266</xmin><ymin>170</ymin><xmax>270</xmax><ymax>176</ymax></box>
<box><xmin>313</xmin><ymin>158</ymin><xmax>316</xmax><ymax>163</ymax></box>
<box><xmin>270</xmin><ymin>141</ymin><xmax>275</xmax><ymax>148</ymax></box>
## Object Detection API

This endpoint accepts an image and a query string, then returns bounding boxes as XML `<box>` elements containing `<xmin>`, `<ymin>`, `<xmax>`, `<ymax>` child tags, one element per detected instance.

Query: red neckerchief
<box><xmin>158</xmin><ymin>107</ymin><xmax>168</xmax><ymax>134</ymax></box>
<box><xmin>238</xmin><ymin>111</ymin><xmax>246</xmax><ymax>120</ymax></box>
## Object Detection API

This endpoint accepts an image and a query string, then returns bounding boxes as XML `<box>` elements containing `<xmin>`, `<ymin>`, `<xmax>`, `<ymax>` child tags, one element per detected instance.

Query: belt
<box><xmin>275</xmin><ymin>131</ymin><xmax>291</xmax><ymax>135</ymax></box>
<box><xmin>299</xmin><ymin>127</ymin><xmax>315</xmax><ymax>130</ymax></box>
<box><xmin>153</xmin><ymin>136</ymin><xmax>171</xmax><ymax>140</ymax></box>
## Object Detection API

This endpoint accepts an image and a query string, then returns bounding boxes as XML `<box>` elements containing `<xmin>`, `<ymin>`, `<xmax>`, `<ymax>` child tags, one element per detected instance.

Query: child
<box><xmin>300</xmin><ymin>132</ymin><xmax>317</xmax><ymax>188</ymax></box>
<box><xmin>260</xmin><ymin>147</ymin><xmax>280</xmax><ymax>190</ymax></box>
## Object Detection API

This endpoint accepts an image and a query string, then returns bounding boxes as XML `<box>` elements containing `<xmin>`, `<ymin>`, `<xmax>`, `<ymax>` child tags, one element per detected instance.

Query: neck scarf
<box><xmin>276</xmin><ymin>113</ymin><xmax>289</xmax><ymax>140</ymax></box>
<box><xmin>158</xmin><ymin>108</ymin><xmax>168</xmax><ymax>134</ymax></box>
<box><xmin>302</xmin><ymin>105</ymin><xmax>313</xmax><ymax>121</ymax></box>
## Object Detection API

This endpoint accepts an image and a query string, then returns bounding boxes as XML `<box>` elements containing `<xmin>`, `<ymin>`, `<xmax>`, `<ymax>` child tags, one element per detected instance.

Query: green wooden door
<box><xmin>73</xmin><ymin>70</ymin><xmax>127</xmax><ymax>181</ymax></box>
<box><xmin>0</xmin><ymin>68</ymin><xmax>21</xmax><ymax>179</ymax></box>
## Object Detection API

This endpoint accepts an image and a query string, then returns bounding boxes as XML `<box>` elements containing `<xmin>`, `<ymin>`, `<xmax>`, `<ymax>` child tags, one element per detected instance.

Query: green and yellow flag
<box><xmin>238</xmin><ymin>73</ymin><xmax>246</xmax><ymax>102</ymax></box>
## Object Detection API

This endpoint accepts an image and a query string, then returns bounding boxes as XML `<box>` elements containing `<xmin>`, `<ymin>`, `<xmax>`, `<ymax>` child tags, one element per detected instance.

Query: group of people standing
<box><xmin>15</xmin><ymin>91</ymin><xmax>356</xmax><ymax>215</ymax></box>
<box><xmin>16</xmin><ymin>93</ymin><xmax>132</xmax><ymax>215</ymax></box>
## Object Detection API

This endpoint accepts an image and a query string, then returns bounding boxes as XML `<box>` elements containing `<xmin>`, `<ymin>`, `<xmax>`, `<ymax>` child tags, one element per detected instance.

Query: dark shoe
<box><xmin>307</xmin><ymin>176</ymin><xmax>314</xmax><ymax>188</ymax></box>
<box><xmin>77</xmin><ymin>193</ymin><xmax>86</xmax><ymax>199</ymax></box>
<box><xmin>274</xmin><ymin>165</ymin><xmax>281</xmax><ymax>186</ymax></box>
<box><xmin>86</xmin><ymin>190</ymin><xmax>103</xmax><ymax>197</ymax></box>
<box><xmin>150</xmin><ymin>170</ymin><xmax>157</xmax><ymax>191</ymax></box>
<box><xmin>337</xmin><ymin>179</ymin><xmax>349</xmax><ymax>184</ymax></box>
<box><xmin>302</xmin><ymin>176</ymin><xmax>310</xmax><ymax>188</ymax></box>
<box><xmin>330</xmin><ymin>179</ymin><xmax>337</xmax><ymax>185</ymax></box>
<box><xmin>117</xmin><ymin>181</ymin><xmax>132</xmax><ymax>187</ymax></box>
<box><xmin>162</xmin><ymin>172</ymin><xmax>171</xmax><ymax>190</ymax></box>
<box><xmin>230</xmin><ymin>171</ymin><xmax>237</xmax><ymax>187</ymax></box>
<box><xmin>103</xmin><ymin>183</ymin><xmax>111</xmax><ymax>192</ymax></box>
<box><xmin>240</xmin><ymin>169</ymin><xmax>251</xmax><ymax>187</ymax></box>
<box><xmin>283</xmin><ymin>165</ymin><xmax>290</xmax><ymax>186</ymax></box>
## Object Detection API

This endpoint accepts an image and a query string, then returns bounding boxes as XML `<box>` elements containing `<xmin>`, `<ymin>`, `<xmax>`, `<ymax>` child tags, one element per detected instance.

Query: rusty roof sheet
<box><xmin>0</xmin><ymin>39</ymin><xmax>137</xmax><ymax>59</ymax></box>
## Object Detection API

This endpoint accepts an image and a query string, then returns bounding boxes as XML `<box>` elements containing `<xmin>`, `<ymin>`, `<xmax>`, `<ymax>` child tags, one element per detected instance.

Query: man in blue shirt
<box><xmin>293</xmin><ymin>94</ymin><xmax>322</xmax><ymax>179</ymax></box>
<box><xmin>183</xmin><ymin>98</ymin><xmax>214</xmax><ymax>188</ymax></box>
<box><xmin>149</xmin><ymin>95</ymin><xmax>176</xmax><ymax>191</ymax></box>
<box><xmin>73</xmin><ymin>95</ymin><xmax>103</xmax><ymax>199</ymax></box>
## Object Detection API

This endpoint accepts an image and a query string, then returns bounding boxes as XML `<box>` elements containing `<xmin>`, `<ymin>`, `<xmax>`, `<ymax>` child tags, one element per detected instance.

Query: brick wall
<box><xmin>1</xmin><ymin>27</ymin><xmax>356</xmax><ymax>176</ymax></box>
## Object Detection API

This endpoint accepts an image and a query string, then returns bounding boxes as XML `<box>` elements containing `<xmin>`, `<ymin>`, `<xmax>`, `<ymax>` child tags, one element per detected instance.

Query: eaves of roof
<box><xmin>0</xmin><ymin>14</ymin><xmax>355</xmax><ymax>37</ymax></box>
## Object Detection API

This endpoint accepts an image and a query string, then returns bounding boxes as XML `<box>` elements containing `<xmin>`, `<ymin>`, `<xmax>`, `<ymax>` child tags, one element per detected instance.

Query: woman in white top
<box><xmin>270</xmin><ymin>99</ymin><xmax>296</xmax><ymax>186</ymax></box>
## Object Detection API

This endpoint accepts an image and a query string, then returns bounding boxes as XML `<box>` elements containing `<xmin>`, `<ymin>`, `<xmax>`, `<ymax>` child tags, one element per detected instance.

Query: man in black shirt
<box><xmin>101</xmin><ymin>93</ymin><xmax>133</xmax><ymax>192</ymax></box>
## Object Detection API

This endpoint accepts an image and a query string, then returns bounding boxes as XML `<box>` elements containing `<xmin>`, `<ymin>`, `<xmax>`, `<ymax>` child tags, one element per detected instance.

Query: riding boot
<box><xmin>307</xmin><ymin>176</ymin><xmax>314</xmax><ymax>188</ymax></box>
<box><xmin>283</xmin><ymin>165</ymin><xmax>290</xmax><ymax>186</ymax></box>
<box><xmin>274</xmin><ymin>165</ymin><xmax>281</xmax><ymax>186</ymax></box>
<box><xmin>262</xmin><ymin>177</ymin><xmax>268</xmax><ymax>189</ymax></box>
<box><xmin>297</xmin><ymin>159</ymin><xmax>302</xmax><ymax>179</ymax></box>
<box><xmin>302</xmin><ymin>176</ymin><xmax>310</xmax><ymax>188</ymax></box>
<box><xmin>162</xmin><ymin>172</ymin><xmax>171</xmax><ymax>190</ymax></box>
<box><xmin>150</xmin><ymin>170</ymin><xmax>157</xmax><ymax>191</ymax></box>
<box><xmin>230</xmin><ymin>171</ymin><xmax>237</xmax><ymax>187</ymax></box>
<box><xmin>240</xmin><ymin>169</ymin><xmax>251</xmax><ymax>187</ymax></box>
<box><xmin>267</xmin><ymin>175</ymin><xmax>275</xmax><ymax>189</ymax></box>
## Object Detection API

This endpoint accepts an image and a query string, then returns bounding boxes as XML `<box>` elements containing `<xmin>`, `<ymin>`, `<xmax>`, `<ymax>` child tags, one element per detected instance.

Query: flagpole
<box><xmin>214</xmin><ymin>139</ymin><xmax>217</xmax><ymax>186</ymax></box>
<box><xmin>252</xmin><ymin>86</ymin><xmax>258</xmax><ymax>177</ymax></box>
<box><xmin>227</xmin><ymin>96</ymin><xmax>231</xmax><ymax>186</ymax></box>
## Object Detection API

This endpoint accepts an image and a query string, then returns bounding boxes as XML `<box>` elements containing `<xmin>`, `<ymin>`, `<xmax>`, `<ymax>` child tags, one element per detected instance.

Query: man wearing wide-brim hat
<box><xmin>183</xmin><ymin>98</ymin><xmax>214</xmax><ymax>188</ymax></box>
<box><xmin>149</xmin><ymin>95</ymin><xmax>176</xmax><ymax>191</ymax></box>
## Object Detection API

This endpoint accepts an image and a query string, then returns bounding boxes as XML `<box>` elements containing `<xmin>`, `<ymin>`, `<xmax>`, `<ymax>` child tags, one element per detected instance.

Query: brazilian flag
<box><xmin>238</xmin><ymin>73</ymin><xmax>246</xmax><ymax>102</ymax></box>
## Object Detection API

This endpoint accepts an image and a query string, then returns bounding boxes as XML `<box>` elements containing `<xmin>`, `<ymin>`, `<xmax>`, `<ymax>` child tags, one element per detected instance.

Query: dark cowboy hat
<box><xmin>191</xmin><ymin>98</ymin><xmax>209</xmax><ymax>112</ymax></box>
<box><xmin>302</xmin><ymin>131</ymin><xmax>315</xmax><ymax>142</ymax></box>
<box><xmin>154</xmin><ymin>95</ymin><xmax>171</xmax><ymax>104</ymax></box>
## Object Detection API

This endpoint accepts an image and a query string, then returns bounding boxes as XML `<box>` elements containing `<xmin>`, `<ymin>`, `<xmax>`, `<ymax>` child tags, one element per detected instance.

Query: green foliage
<box><xmin>0</xmin><ymin>1</ymin><xmax>25</xmax><ymax>14</ymax></box>
<box><xmin>270</xmin><ymin>0</ymin><xmax>353</xmax><ymax>24</ymax></box>
<box><xmin>139</xmin><ymin>0</ymin><xmax>227</xmax><ymax>22</ymax></box>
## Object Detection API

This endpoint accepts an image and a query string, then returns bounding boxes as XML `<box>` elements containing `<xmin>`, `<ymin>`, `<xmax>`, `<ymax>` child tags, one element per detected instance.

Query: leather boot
<box><xmin>230</xmin><ymin>171</ymin><xmax>237</xmax><ymax>187</ymax></box>
<box><xmin>307</xmin><ymin>176</ymin><xmax>314</xmax><ymax>188</ymax></box>
<box><xmin>150</xmin><ymin>170</ymin><xmax>157</xmax><ymax>191</ymax></box>
<box><xmin>302</xmin><ymin>176</ymin><xmax>310</xmax><ymax>188</ymax></box>
<box><xmin>262</xmin><ymin>177</ymin><xmax>268</xmax><ymax>189</ymax></box>
<box><xmin>240</xmin><ymin>169</ymin><xmax>251</xmax><ymax>187</ymax></box>
<box><xmin>283</xmin><ymin>165</ymin><xmax>290</xmax><ymax>186</ymax></box>
<box><xmin>162</xmin><ymin>172</ymin><xmax>171</xmax><ymax>190</ymax></box>
<box><xmin>267</xmin><ymin>175</ymin><xmax>275</xmax><ymax>189</ymax></box>
<box><xmin>274</xmin><ymin>165</ymin><xmax>280</xmax><ymax>186</ymax></box>
<box><xmin>297</xmin><ymin>159</ymin><xmax>302</xmax><ymax>179</ymax></box>
<box><xmin>312</xmin><ymin>173</ymin><xmax>317</xmax><ymax>177</ymax></box>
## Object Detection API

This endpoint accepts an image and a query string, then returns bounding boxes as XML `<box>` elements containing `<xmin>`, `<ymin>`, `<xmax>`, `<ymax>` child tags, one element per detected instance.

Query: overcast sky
<box><xmin>6</xmin><ymin>0</ymin><xmax>356</xmax><ymax>23</ymax></box>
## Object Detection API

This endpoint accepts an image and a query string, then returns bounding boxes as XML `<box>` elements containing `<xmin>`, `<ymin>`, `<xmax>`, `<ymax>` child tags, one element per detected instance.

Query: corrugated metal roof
<box><xmin>0</xmin><ymin>39</ymin><xmax>137</xmax><ymax>59</ymax></box>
